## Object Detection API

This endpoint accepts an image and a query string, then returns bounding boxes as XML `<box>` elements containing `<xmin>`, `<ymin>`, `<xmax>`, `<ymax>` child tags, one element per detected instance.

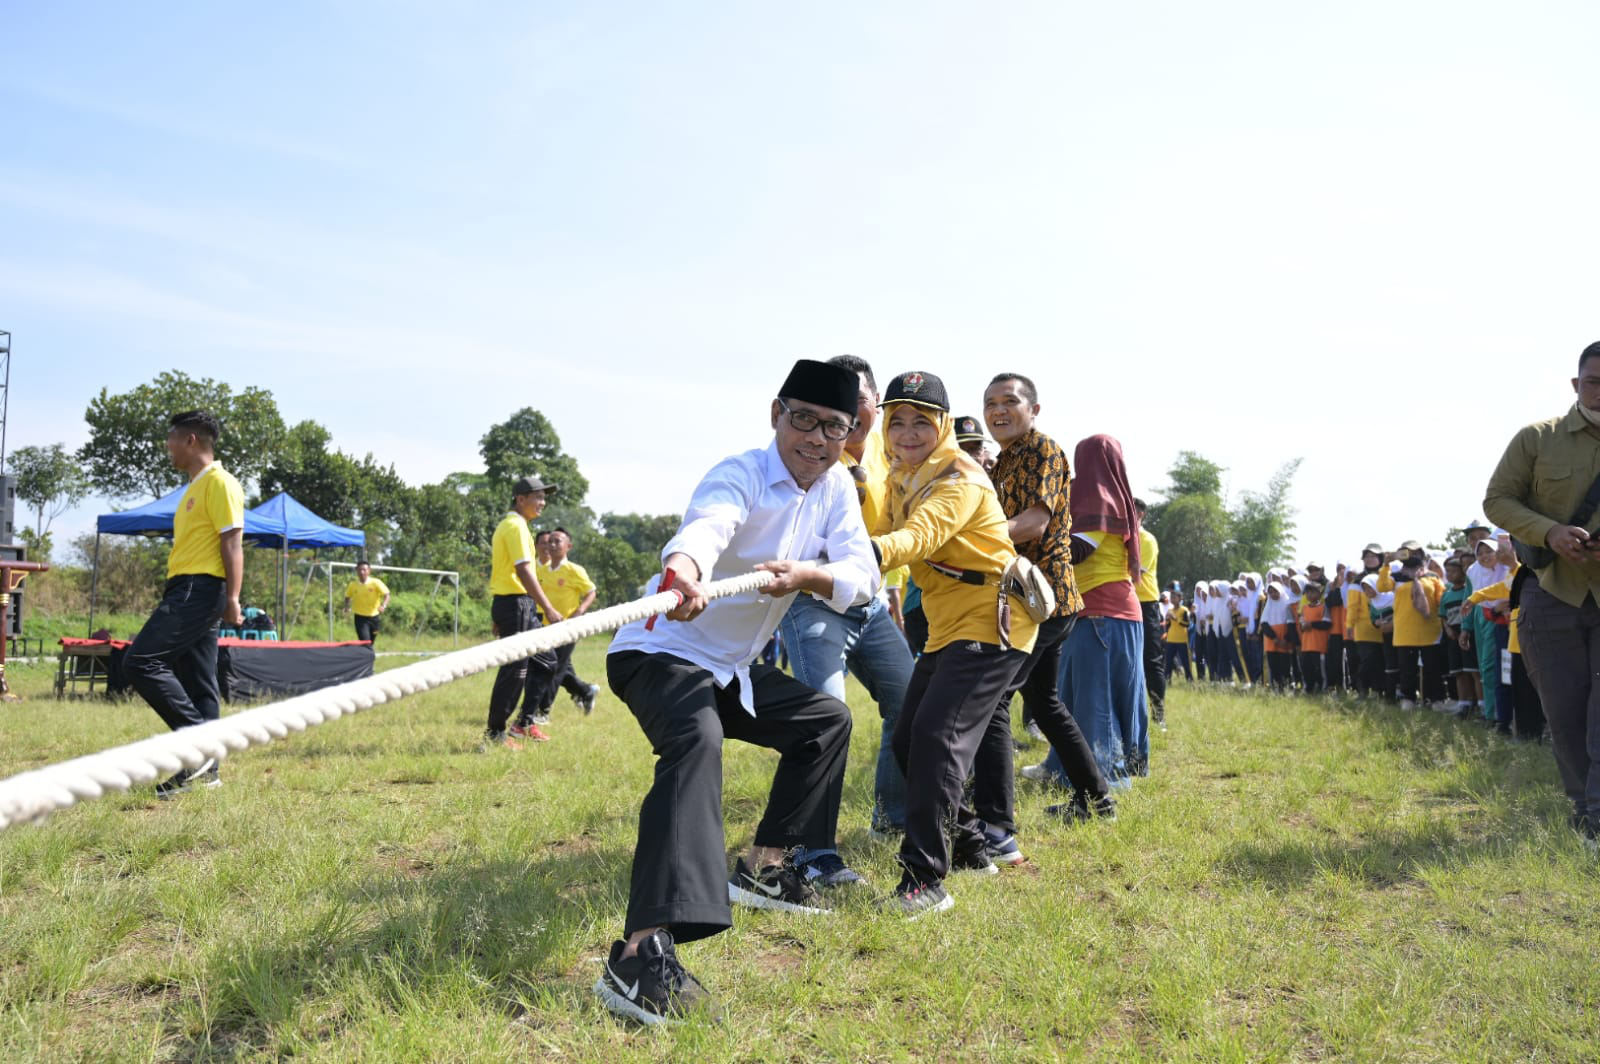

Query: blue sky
<box><xmin>4</xmin><ymin>2</ymin><xmax>1599</xmax><ymax>569</ymax></box>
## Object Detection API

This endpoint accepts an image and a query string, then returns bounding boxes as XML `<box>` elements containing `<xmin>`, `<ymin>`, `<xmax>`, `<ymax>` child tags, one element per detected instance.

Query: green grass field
<box><xmin>2</xmin><ymin>641</ymin><xmax>1598</xmax><ymax>1062</ymax></box>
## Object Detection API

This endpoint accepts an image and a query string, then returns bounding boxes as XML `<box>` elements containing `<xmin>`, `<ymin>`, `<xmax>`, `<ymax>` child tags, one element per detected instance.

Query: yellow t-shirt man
<box><xmin>168</xmin><ymin>464</ymin><xmax>245</xmax><ymax>579</ymax></box>
<box><xmin>1136</xmin><ymin>528</ymin><xmax>1160</xmax><ymax>603</ymax></box>
<box><xmin>1377</xmin><ymin>569</ymin><xmax>1445</xmax><ymax>647</ymax></box>
<box><xmin>345</xmin><ymin>577</ymin><xmax>390</xmax><ymax>617</ymax></box>
<box><xmin>490</xmin><ymin>512</ymin><xmax>537</xmax><ymax>596</ymax></box>
<box><xmin>537</xmin><ymin>560</ymin><xmax>596</xmax><ymax>617</ymax></box>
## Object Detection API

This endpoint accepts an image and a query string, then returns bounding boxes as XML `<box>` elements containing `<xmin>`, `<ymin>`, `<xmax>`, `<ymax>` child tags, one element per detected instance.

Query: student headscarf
<box><xmin>1071</xmin><ymin>434</ymin><xmax>1140</xmax><ymax>578</ymax></box>
<box><xmin>1360</xmin><ymin>573</ymin><xmax>1394</xmax><ymax>611</ymax></box>
<box><xmin>883</xmin><ymin>402</ymin><xmax>990</xmax><ymax>527</ymax></box>
<box><xmin>1261</xmin><ymin>582</ymin><xmax>1295</xmax><ymax>625</ymax></box>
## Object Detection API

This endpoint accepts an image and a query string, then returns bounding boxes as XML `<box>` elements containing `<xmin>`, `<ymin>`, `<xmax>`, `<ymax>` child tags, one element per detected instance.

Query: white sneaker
<box><xmin>1020</xmin><ymin>763</ymin><xmax>1052</xmax><ymax>781</ymax></box>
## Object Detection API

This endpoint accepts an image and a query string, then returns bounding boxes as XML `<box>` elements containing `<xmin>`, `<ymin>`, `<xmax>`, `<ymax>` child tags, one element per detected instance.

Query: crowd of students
<box><xmin>1157</xmin><ymin>523</ymin><xmax>1545</xmax><ymax>740</ymax></box>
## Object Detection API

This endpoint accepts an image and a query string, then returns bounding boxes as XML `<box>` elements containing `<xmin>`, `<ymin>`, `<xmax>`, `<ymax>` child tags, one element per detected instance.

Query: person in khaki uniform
<box><xmin>1484</xmin><ymin>340</ymin><xmax>1600</xmax><ymax>848</ymax></box>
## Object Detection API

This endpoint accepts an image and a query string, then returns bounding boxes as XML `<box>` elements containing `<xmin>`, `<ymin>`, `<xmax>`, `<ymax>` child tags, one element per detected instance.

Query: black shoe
<box><xmin>594</xmin><ymin>930</ymin><xmax>720</xmax><ymax>1026</ymax></box>
<box><xmin>1125</xmin><ymin>754</ymin><xmax>1150</xmax><ymax>778</ymax></box>
<box><xmin>878</xmin><ymin>877</ymin><xmax>954</xmax><ymax>919</ymax></box>
<box><xmin>155</xmin><ymin>758</ymin><xmax>220</xmax><ymax>800</ymax></box>
<box><xmin>950</xmin><ymin>846</ymin><xmax>999</xmax><ymax>876</ymax></box>
<box><xmin>727</xmin><ymin>853</ymin><xmax>830</xmax><ymax>914</ymax></box>
<box><xmin>578</xmin><ymin>683</ymin><xmax>599</xmax><ymax>715</ymax></box>
<box><xmin>1049</xmin><ymin>788</ymin><xmax>1117</xmax><ymax>824</ymax></box>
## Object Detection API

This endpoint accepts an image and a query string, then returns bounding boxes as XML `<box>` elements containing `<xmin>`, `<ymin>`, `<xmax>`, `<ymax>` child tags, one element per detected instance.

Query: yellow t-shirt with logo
<box><xmin>1377</xmin><ymin>570</ymin><xmax>1445</xmax><ymax>647</ymax></box>
<box><xmin>167</xmin><ymin>464</ymin><xmax>245</xmax><ymax>579</ymax></box>
<box><xmin>345</xmin><ymin>577</ymin><xmax>390</xmax><ymax>617</ymax></box>
<box><xmin>1135</xmin><ymin>529</ymin><xmax>1159</xmax><ymax>603</ymax></box>
<box><xmin>1164</xmin><ymin>603</ymin><xmax>1190</xmax><ymax>644</ymax></box>
<box><xmin>537</xmin><ymin>560</ymin><xmax>596</xmax><ymax>616</ymax></box>
<box><xmin>490</xmin><ymin>512</ymin><xmax>536</xmax><ymax>596</ymax></box>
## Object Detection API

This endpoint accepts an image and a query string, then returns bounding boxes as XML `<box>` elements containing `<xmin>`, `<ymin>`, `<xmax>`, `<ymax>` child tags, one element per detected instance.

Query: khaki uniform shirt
<box><xmin>1484</xmin><ymin>403</ymin><xmax>1600</xmax><ymax>608</ymax></box>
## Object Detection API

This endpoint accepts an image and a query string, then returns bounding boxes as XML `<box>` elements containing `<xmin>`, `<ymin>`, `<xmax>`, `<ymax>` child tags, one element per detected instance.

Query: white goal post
<box><xmin>295</xmin><ymin>561</ymin><xmax>462</xmax><ymax>645</ymax></box>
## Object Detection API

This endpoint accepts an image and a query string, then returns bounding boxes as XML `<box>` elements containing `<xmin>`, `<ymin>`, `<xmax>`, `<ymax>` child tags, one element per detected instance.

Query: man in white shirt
<box><xmin>595</xmin><ymin>360</ymin><xmax>879</xmax><ymax>1027</ymax></box>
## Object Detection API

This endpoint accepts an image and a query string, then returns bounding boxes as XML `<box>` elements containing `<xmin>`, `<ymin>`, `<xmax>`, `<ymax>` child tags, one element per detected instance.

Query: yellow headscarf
<box><xmin>883</xmin><ymin>403</ymin><xmax>992</xmax><ymax>528</ymax></box>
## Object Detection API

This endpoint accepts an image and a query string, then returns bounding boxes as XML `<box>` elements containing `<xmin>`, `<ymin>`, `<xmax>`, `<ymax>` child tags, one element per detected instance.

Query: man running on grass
<box><xmin>596</xmin><ymin>358</ymin><xmax>878</xmax><ymax>1025</ymax></box>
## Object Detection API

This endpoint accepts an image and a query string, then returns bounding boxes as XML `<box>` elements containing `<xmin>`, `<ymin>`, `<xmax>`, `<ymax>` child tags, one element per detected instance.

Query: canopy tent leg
<box><xmin>87</xmin><ymin>533</ymin><xmax>101</xmax><ymax>637</ymax></box>
<box><xmin>290</xmin><ymin>555</ymin><xmax>318</xmax><ymax>632</ymax></box>
<box><xmin>327</xmin><ymin>561</ymin><xmax>334</xmax><ymax>642</ymax></box>
<box><xmin>453</xmin><ymin>576</ymin><xmax>460</xmax><ymax>647</ymax></box>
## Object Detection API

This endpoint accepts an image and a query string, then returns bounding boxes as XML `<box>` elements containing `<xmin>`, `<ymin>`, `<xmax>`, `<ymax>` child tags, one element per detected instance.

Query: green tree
<box><xmin>478</xmin><ymin>409</ymin><xmax>589</xmax><ymax>504</ymax></box>
<box><xmin>601</xmin><ymin>512</ymin><xmax>680</xmax><ymax>557</ymax></box>
<box><xmin>257</xmin><ymin>421</ymin><xmax>411</xmax><ymax>557</ymax></box>
<box><xmin>8</xmin><ymin>442</ymin><xmax>90</xmax><ymax>534</ymax></box>
<box><xmin>79</xmin><ymin>371</ymin><xmax>287</xmax><ymax>499</ymax></box>
<box><xmin>1143</xmin><ymin>452</ymin><xmax>1301</xmax><ymax>594</ymax></box>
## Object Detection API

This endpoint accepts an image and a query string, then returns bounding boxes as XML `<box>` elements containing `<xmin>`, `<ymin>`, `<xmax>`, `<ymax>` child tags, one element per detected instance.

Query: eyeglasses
<box><xmin>777</xmin><ymin>398</ymin><xmax>854</xmax><ymax>441</ymax></box>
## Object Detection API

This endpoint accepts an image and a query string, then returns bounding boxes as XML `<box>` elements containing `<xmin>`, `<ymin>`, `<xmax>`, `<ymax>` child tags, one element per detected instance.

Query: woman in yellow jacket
<box><xmin>872</xmin><ymin>371</ymin><xmax>1036</xmax><ymax>918</ymax></box>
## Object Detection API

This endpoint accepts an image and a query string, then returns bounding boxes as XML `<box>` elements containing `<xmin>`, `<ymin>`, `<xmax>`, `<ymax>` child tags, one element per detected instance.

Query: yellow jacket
<box><xmin>1466</xmin><ymin>579</ymin><xmax>1522</xmax><ymax>654</ymax></box>
<box><xmin>1377</xmin><ymin>570</ymin><xmax>1444</xmax><ymax>648</ymax></box>
<box><xmin>874</xmin><ymin>458</ymin><xmax>1036</xmax><ymax>655</ymax></box>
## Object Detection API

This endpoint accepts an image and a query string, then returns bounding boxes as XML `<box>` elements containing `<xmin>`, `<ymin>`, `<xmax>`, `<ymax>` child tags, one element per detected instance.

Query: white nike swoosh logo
<box><xmin>754</xmin><ymin>877</ymin><xmax>784</xmax><ymax>897</ymax></box>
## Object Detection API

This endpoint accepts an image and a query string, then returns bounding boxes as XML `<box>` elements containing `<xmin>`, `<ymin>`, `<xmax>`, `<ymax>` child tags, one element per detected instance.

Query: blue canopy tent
<box><xmin>242</xmin><ymin>494</ymin><xmax>366</xmax><ymax>627</ymax></box>
<box><xmin>89</xmin><ymin>490</ymin><xmax>365</xmax><ymax>635</ymax></box>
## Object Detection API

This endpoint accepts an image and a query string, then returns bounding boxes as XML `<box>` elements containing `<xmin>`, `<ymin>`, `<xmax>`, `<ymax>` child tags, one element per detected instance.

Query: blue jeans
<box><xmin>781</xmin><ymin>593</ymin><xmax>911</xmax><ymax>834</ymax></box>
<box><xmin>1048</xmin><ymin>614</ymin><xmax>1148</xmax><ymax>786</ymax></box>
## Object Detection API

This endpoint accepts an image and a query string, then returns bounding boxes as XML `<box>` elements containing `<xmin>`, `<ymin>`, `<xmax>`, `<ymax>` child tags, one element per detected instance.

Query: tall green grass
<box><xmin>2</xmin><ymin>649</ymin><xmax>1597</xmax><ymax>1062</ymax></box>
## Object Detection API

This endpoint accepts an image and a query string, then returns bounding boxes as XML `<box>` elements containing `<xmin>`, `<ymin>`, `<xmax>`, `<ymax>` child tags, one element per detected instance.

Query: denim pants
<box><xmin>125</xmin><ymin>573</ymin><xmax>227</xmax><ymax>732</ymax></box>
<box><xmin>781</xmin><ymin>593</ymin><xmax>911</xmax><ymax>834</ymax></box>
<box><xmin>1050</xmin><ymin>614</ymin><xmax>1148</xmax><ymax>786</ymax></box>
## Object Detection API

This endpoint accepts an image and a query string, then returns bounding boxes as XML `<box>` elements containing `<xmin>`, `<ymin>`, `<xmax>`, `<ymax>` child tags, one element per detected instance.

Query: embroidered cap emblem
<box><xmin>904</xmin><ymin>372</ymin><xmax>924</xmax><ymax>392</ymax></box>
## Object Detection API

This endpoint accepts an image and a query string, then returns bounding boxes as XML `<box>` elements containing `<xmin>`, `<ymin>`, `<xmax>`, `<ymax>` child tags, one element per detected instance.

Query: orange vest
<box><xmin>1299</xmin><ymin>603</ymin><xmax>1331</xmax><ymax>654</ymax></box>
<box><xmin>1262</xmin><ymin>602</ymin><xmax>1299</xmax><ymax>654</ymax></box>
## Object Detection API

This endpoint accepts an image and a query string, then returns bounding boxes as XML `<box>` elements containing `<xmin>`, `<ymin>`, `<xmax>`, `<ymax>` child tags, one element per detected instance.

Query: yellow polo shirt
<box><xmin>1136</xmin><ymin>528</ymin><xmax>1159</xmax><ymax>603</ymax></box>
<box><xmin>167</xmin><ymin>464</ymin><xmax>244</xmax><ymax>579</ymax></box>
<box><xmin>1377</xmin><ymin>570</ymin><xmax>1445</xmax><ymax>647</ymax></box>
<box><xmin>345</xmin><ymin>577</ymin><xmax>390</xmax><ymax>617</ymax></box>
<box><xmin>490</xmin><ymin>512</ymin><xmax>536</xmax><ymax>596</ymax></box>
<box><xmin>537</xmin><ymin>560</ymin><xmax>596</xmax><ymax>616</ymax></box>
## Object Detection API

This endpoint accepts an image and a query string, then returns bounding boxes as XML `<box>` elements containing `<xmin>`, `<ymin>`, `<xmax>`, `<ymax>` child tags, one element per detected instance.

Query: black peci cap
<box><xmin>778</xmin><ymin>359</ymin><xmax>860</xmax><ymax>420</ymax></box>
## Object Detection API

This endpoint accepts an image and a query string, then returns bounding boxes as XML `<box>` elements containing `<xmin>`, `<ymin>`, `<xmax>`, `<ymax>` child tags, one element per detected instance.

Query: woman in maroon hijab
<box><xmin>1047</xmin><ymin>434</ymin><xmax>1149</xmax><ymax>788</ymax></box>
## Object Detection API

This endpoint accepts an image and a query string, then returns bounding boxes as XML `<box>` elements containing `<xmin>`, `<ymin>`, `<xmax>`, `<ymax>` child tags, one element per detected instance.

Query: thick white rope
<box><xmin>0</xmin><ymin>570</ymin><xmax>774</xmax><ymax>831</ymax></box>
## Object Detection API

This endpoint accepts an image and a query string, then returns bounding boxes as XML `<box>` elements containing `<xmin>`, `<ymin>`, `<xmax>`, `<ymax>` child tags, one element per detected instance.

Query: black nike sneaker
<box><xmin>594</xmin><ymin>930</ymin><xmax>720</xmax><ymax>1026</ymax></box>
<box><xmin>1048</xmin><ymin>788</ymin><xmax>1118</xmax><ymax>824</ymax></box>
<box><xmin>727</xmin><ymin>852</ymin><xmax>831</xmax><ymax>914</ymax></box>
<box><xmin>878</xmin><ymin>877</ymin><xmax>954</xmax><ymax>919</ymax></box>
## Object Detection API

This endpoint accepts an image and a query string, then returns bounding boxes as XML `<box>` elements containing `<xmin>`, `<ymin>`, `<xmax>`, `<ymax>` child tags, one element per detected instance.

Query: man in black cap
<box><xmin>595</xmin><ymin>359</ymin><xmax>879</xmax><ymax>1026</ymax></box>
<box><xmin>483</xmin><ymin>474</ymin><xmax>564</xmax><ymax>748</ymax></box>
<box><xmin>954</xmin><ymin>414</ymin><xmax>996</xmax><ymax>474</ymax></box>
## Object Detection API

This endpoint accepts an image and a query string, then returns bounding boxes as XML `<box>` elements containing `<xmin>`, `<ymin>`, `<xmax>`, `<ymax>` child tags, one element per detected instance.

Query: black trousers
<box><xmin>1517</xmin><ymin>581</ymin><xmax>1600</xmax><ymax>819</ymax></box>
<box><xmin>1299</xmin><ymin>651</ymin><xmax>1325</xmax><ymax>694</ymax></box>
<box><xmin>354</xmin><ymin>614</ymin><xmax>380</xmax><ymax>643</ymax></box>
<box><xmin>1325</xmin><ymin>634</ymin><xmax>1344</xmax><ymax>690</ymax></box>
<box><xmin>1354</xmin><ymin>640</ymin><xmax>1384</xmax><ymax>696</ymax></box>
<box><xmin>126</xmin><ymin>574</ymin><xmax>227</xmax><ymax>732</ymax></box>
<box><xmin>1141</xmin><ymin>601</ymin><xmax>1167</xmax><ymax>720</ymax></box>
<box><xmin>1266</xmin><ymin>650</ymin><xmax>1293</xmax><ymax>690</ymax></box>
<box><xmin>1510</xmin><ymin>651</ymin><xmax>1546</xmax><ymax>741</ymax></box>
<box><xmin>1164</xmin><ymin>641</ymin><xmax>1193</xmax><ymax>681</ymax></box>
<box><xmin>517</xmin><ymin>642</ymin><xmax>574</xmax><ymax>718</ymax></box>
<box><xmin>894</xmin><ymin>641</ymin><xmax>1027</xmax><ymax>885</ymax></box>
<box><xmin>972</xmin><ymin>615</ymin><xmax>1108</xmax><ymax>834</ymax></box>
<box><xmin>903</xmin><ymin>606</ymin><xmax>929</xmax><ymax>657</ymax></box>
<box><xmin>486</xmin><ymin>595</ymin><xmax>553</xmax><ymax>736</ymax></box>
<box><xmin>1396</xmin><ymin>643</ymin><xmax>1444</xmax><ymax>703</ymax></box>
<box><xmin>560</xmin><ymin>654</ymin><xmax>591</xmax><ymax>698</ymax></box>
<box><xmin>606</xmin><ymin>650</ymin><xmax>852</xmax><ymax>944</ymax></box>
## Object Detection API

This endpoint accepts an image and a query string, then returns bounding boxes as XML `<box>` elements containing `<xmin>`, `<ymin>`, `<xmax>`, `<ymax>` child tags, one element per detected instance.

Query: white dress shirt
<box><xmin>608</xmin><ymin>439</ymin><xmax>879</xmax><ymax>714</ymax></box>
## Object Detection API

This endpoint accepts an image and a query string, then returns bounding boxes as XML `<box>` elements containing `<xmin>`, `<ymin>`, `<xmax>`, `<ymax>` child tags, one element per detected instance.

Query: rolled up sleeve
<box><xmin>816</xmin><ymin>477</ymin><xmax>880</xmax><ymax>612</ymax></box>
